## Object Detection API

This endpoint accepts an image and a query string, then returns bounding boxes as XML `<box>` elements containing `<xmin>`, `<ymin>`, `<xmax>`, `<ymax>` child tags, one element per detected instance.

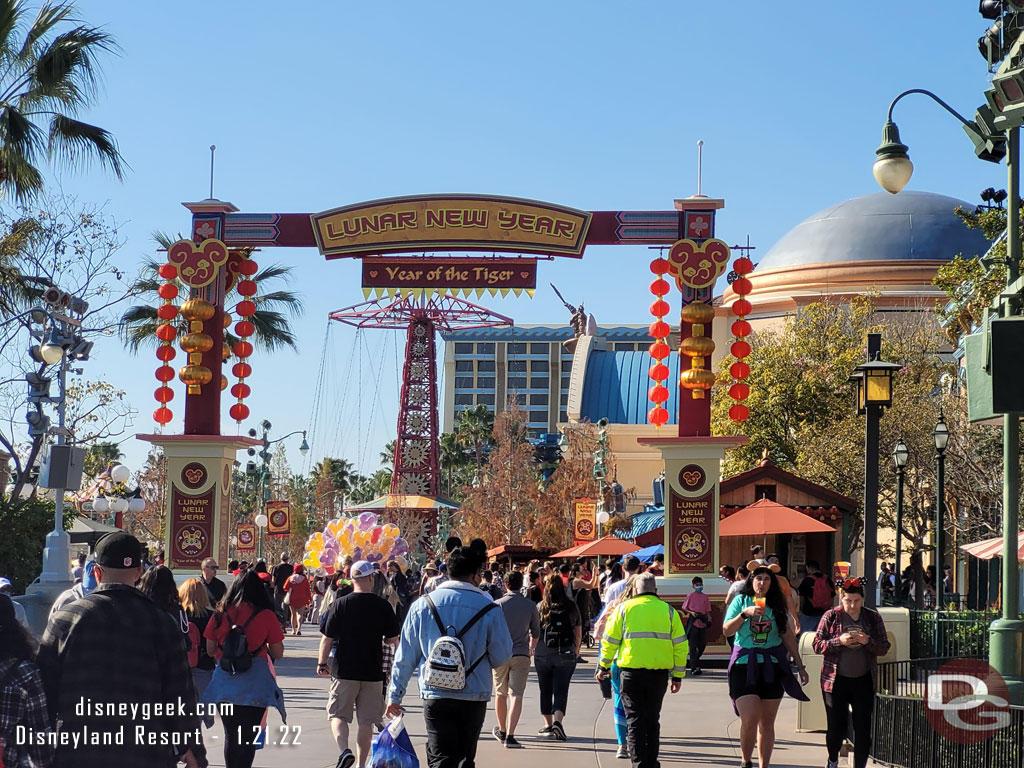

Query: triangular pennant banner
<box><xmin>500</xmin><ymin>288</ymin><xmax>510</xmax><ymax>298</ymax></box>
<box><xmin>512</xmin><ymin>288</ymin><xmax>522</xmax><ymax>298</ymax></box>
<box><xmin>436</xmin><ymin>286</ymin><xmax>448</xmax><ymax>297</ymax></box>
<box><xmin>526</xmin><ymin>289</ymin><xmax>535</xmax><ymax>298</ymax></box>
<box><xmin>488</xmin><ymin>288</ymin><xmax>498</xmax><ymax>297</ymax></box>
<box><xmin>475</xmin><ymin>288</ymin><xmax>485</xmax><ymax>299</ymax></box>
<box><xmin>362</xmin><ymin>287</ymin><xmax>372</xmax><ymax>299</ymax></box>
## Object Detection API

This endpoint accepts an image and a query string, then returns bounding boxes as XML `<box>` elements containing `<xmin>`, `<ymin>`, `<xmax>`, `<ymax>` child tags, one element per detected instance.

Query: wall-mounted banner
<box><xmin>237</xmin><ymin>524</ymin><xmax>256</xmax><ymax>552</ymax></box>
<box><xmin>574</xmin><ymin>498</ymin><xmax>598</xmax><ymax>544</ymax></box>
<box><xmin>361</xmin><ymin>257</ymin><xmax>537</xmax><ymax>299</ymax></box>
<box><xmin>312</xmin><ymin>195</ymin><xmax>592</xmax><ymax>258</ymax></box>
<box><xmin>266</xmin><ymin>501</ymin><xmax>290</xmax><ymax>536</ymax></box>
<box><xmin>169</xmin><ymin>485</ymin><xmax>215</xmax><ymax>569</ymax></box>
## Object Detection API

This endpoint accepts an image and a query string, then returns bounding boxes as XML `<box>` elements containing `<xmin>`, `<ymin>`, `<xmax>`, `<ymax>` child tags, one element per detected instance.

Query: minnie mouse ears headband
<box><xmin>836</xmin><ymin>577</ymin><xmax>866</xmax><ymax>591</ymax></box>
<box><xmin>745</xmin><ymin>559</ymin><xmax>781</xmax><ymax>574</ymax></box>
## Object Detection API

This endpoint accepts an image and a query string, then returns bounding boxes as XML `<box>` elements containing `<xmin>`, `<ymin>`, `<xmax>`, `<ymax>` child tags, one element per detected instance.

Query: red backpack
<box><xmin>810</xmin><ymin>574</ymin><xmax>833</xmax><ymax>610</ymax></box>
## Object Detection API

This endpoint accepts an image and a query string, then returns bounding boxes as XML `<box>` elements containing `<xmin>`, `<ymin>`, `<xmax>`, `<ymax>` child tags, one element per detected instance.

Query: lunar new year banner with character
<box><xmin>667</xmin><ymin>463</ymin><xmax>716</xmax><ymax>574</ymax></box>
<box><xmin>236</xmin><ymin>524</ymin><xmax>256</xmax><ymax>553</ymax></box>
<box><xmin>266</xmin><ymin>501</ymin><xmax>290</xmax><ymax>536</ymax></box>
<box><xmin>574</xmin><ymin>498</ymin><xmax>598</xmax><ymax>543</ymax></box>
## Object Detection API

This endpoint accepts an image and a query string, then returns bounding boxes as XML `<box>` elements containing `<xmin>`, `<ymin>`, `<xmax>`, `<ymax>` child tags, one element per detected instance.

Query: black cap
<box><xmin>95</xmin><ymin>531</ymin><xmax>143</xmax><ymax>569</ymax></box>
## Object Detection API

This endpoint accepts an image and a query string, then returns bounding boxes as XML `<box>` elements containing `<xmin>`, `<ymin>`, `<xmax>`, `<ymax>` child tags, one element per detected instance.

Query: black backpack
<box><xmin>543</xmin><ymin>603</ymin><xmax>576</xmax><ymax>655</ymax></box>
<box><xmin>219</xmin><ymin>610</ymin><xmax>260</xmax><ymax>674</ymax></box>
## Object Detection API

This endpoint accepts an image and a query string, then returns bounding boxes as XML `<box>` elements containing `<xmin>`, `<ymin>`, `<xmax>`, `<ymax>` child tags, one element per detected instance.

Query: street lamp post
<box><xmin>851</xmin><ymin>333</ymin><xmax>902</xmax><ymax>609</ymax></box>
<box><xmin>892</xmin><ymin>438</ymin><xmax>909</xmax><ymax>605</ymax></box>
<box><xmin>254</xmin><ymin>511</ymin><xmax>268</xmax><ymax>560</ymax></box>
<box><xmin>245</xmin><ymin>421</ymin><xmax>309</xmax><ymax>560</ymax></box>
<box><xmin>933</xmin><ymin>413</ymin><xmax>949</xmax><ymax>617</ymax></box>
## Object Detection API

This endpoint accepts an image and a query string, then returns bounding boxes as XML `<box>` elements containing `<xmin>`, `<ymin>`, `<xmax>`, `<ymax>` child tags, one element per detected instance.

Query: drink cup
<box><xmin>753</xmin><ymin>596</ymin><xmax>766</xmax><ymax>615</ymax></box>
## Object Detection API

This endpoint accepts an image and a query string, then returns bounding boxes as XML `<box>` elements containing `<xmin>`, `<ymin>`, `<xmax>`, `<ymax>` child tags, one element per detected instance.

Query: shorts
<box><xmin>728</xmin><ymin>660</ymin><xmax>784</xmax><ymax>700</ymax></box>
<box><xmin>327</xmin><ymin>677</ymin><xmax>386</xmax><ymax>724</ymax></box>
<box><xmin>493</xmin><ymin>655</ymin><xmax>531</xmax><ymax>697</ymax></box>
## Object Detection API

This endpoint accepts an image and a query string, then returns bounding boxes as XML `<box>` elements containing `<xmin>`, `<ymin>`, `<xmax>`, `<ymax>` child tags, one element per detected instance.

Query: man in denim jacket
<box><xmin>387</xmin><ymin>539</ymin><xmax>512</xmax><ymax>768</ymax></box>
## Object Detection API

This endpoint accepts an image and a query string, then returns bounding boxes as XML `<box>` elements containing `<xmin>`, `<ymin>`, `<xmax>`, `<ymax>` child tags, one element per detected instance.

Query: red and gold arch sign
<box><xmin>312</xmin><ymin>195</ymin><xmax>592</xmax><ymax>258</ymax></box>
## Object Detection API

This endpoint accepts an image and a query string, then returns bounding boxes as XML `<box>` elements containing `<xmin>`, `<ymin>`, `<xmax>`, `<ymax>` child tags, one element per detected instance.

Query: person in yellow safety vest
<box><xmin>596</xmin><ymin>572</ymin><xmax>687</xmax><ymax>768</ymax></box>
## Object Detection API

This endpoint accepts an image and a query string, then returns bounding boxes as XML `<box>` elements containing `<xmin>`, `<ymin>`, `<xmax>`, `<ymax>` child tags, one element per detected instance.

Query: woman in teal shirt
<box><xmin>723</xmin><ymin>562</ymin><xmax>809</xmax><ymax>768</ymax></box>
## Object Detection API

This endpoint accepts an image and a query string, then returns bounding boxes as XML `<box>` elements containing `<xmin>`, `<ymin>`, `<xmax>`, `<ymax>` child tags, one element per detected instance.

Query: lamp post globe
<box><xmin>92</xmin><ymin>494</ymin><xmax>109</xmax><ymax>514</ymax></box>
<box><xmin>299</xmin><ymin>436</ymin><xmax>310</xmax><ymax>457</ymax></box>
<box><xmin>128</xmin><ymin>495</ymin><xmax>146</xmax><ymax>514</ymax></box>
<box><xmin>110</xmin><ymin>464</ymin><xmax>131</xmax><ymax>485</ymax></box>
<box><xmin>873</xmin><ymin>121</ymin><xmax>914</xmax><ymax>194</ymax></box>
<box><xmin>254</xmin><ymin>513</ymin><xmax>268</xmax><ymax>528</ymax></box>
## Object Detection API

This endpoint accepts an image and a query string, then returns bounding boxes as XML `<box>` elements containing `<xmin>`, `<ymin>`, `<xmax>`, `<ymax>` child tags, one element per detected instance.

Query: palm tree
<box><xmin>455</xmin><ymin>404</ymin><xmax>495</xmax><ymax>474</ymax></box>
<box><xmin>379</xmin><ymin>440</ymin><xmax>396</xmax><ymax>470</ymax></box>
<box><xmin>0</xmin><ymin>0</ymin><xmax>125</xmax><ymax>200</ymax></box>
<box><xmin>82</xmin><ymin>440</ymin><xmax>122</xmax><ymax>477</ymax></box>
<box><xmin>119</xmin><ymin>233</ymin><xmax>303</xmax><ymax>353</ymax></box>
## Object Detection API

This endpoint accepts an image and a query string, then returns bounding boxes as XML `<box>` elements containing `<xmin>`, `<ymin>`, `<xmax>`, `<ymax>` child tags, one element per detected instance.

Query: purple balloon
<box><xmin>352</xmin><ymin>546</ymin><xmax>362</xmax><ymax>561</ymax></box>
<box><xmin>325</xmin><ymin>538</ymin><xmax>340</xmax><ymax>552</ymax></box>
<box><xmin>392</xmin><ymin>537</ymin><xmax>410</xmax><ymax>556</ymax></box>
<box><xmin>358</xmin><ymin>512</ymin><xmax>378</xmax><ymax>531</ymax></box>
<box><xmin>318</xmin><ymin>550</ymin><xmax>333</xmax><ymax>567</ymax></box>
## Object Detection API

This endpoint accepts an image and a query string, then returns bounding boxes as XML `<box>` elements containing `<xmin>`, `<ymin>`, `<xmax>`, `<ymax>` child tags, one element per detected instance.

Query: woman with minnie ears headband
<box><xmin>811</xmin><ymin>578</ymin><xmax>890</xmax><ymax>768</ymax></box>
<box><xmin>722</xmin><ymin>560</ymin><xmax>809</xmax><ymax>768</ymax></box>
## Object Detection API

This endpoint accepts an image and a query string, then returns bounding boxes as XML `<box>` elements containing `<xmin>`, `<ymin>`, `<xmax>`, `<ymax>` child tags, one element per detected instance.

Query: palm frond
<box><xmin>0</xmin><ymin>105</ymin><xmax>44</xmax><ymax>160</ymax></box>
<box><xmin>254</xmin><ymin>289</ymin><xmax>304</xmax><ymax>316</ymax></box>
<box><xmin>249</xmin><ymin>309</ymin><xmax>298</xmax><ymax>352</ymax></box>
<box><xmin>0</xmin><ymin>142</ymin><xmax>43</xmax><ymax>199</ymax></box>
<box><xmin>33</xmin><ymin>27</ymin><xmax>116</xmax><ymax>103</ymax></box>
<box><xmin>253</xmin><ymin>263</ymin><xmax>294</xmax><ymax>283</ymax></box>
<box><xmin>17</xmin><ymin>2</ymin><xmax>73</xmax><ymax>61</ymax></box>
<box><xmin>0</xmin><ymin>0</ymin><xmax>27</xmax><ymax>61</ymax></box>
<box><xmin>151</xmin><ymin>230</ymin><xmax>182</xmax><ymax>250</ymax></box>
<box><xmin>48</xmin><ymin>114</ymin><xmax>125</xmax><ymax>177</ymax></box>
<box><xmin>117</xmin><ymin>302</ymin><xmax>159</xmax><ymax>352</ymax></box>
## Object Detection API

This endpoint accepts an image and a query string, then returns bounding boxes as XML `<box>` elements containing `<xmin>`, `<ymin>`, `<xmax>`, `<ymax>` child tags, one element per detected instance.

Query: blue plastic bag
<box><xmin>369</xmin><ymin>715</ymin><xmax>419</xmax><ymax>768</ymax></box>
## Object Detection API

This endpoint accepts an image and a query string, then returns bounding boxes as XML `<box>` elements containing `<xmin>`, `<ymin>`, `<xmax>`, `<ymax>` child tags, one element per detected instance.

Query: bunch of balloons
<box><xmin>302</xmin><ymin>512</ymin><xmax>411</xmax><ymax>575</ymax></box>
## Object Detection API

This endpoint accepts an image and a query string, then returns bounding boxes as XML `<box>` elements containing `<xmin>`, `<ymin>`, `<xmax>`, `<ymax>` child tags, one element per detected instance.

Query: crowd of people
<box><xmin>0</xmin><ymin>533</ymin><xmax>892</xmax><ymax>768</ymax></box>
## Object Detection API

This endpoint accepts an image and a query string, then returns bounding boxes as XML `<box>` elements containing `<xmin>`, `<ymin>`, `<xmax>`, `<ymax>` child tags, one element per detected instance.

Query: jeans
<box><xmin>220</xmin><ymin>704</ymin><xmax>265</xmax><ymax>768</ymax></box>
<box><xmin>422</xmin><ymin>698</ymin><xmax>487</xmax><ymax>768</ymax></box>
<box><xmin>611</xmin><ymin>664</ymin><xmax>627</xmax><ymax>746</ymax></box>
<box><xmin>686</xmin><ymin>626</ymin><xmax>706</xmax><ymax>669</ymax></box>
<box><xmin>620</xmin><ymin>668</ymin><xmax>669</xmax><ymax>768</ymax></box>
<box><xmin>535</xmin><ymin>653</ymin><xmax>577</xmax><ymax>715</ymax></box>
<box><xmin>825</xmin><ymin>673</ymin><xmax>874</xmax><ymax>768</ymax></box>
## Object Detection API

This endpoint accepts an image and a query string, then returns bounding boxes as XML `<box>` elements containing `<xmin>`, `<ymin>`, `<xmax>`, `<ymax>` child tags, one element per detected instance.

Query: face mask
<box><xmin>694</xmin><ymin>585</ymin><xmax>703</xmax><ymax>592</ymax></box>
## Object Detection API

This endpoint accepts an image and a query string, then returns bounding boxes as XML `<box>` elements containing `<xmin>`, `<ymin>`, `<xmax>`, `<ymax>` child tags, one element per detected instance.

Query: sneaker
<box><xmin>826</xmin><ymin>761</ymin><xmax>839</xmax><ymax>768</ymax></box>
<box><xmin>576</xmin><ymin>655</ymin><xmax>587</xmax><ymax>663</ymax></box>
<box><xmin>337</xmin><ymin>749</ymin><xmax>355</xmax><ymax>768</ymax></box>
<box><xmin>616</xmin><ymin>745</ymin><xmax>629</xmax><ymax>759</ymax></box>
<box><xmin>537</xmin><ymin>726</ymin><xmax>553</xmax><ymax>736</ymax></box>
<box><xmin>492</xmin><ymin>726</ymin><xmax>506</xmax><ymax>745</ymax></box>
<box><xmin>550</xmin><ymin>721</ymin><xmax>567</xmax><ymax>741</ymax></box>
<box><xmin>505</xmin><ymin>735</ymin><xmax>522</xmax><ymax>748</ymax></box>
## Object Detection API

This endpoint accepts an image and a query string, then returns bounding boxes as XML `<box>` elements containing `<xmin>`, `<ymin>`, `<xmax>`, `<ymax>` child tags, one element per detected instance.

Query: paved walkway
<box><xmin>198</xmin><ymin>628</ymin><xmax>830</xmax><ymax>768</ymax></box>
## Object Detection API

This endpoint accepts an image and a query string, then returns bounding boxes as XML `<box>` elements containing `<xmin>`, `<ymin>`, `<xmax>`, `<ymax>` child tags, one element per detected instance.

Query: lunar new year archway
<box><xmin>140</xmin><ymin>192</ymin><xmax>747</xmax><ymax>573</ymax></box>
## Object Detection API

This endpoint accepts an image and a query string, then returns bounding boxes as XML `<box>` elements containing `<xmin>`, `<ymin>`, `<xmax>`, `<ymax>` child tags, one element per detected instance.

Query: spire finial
<box><xmin>209</xmin><ymin>145</ymin><xmax>216</xmax><ymax>199</ymax></box>
<box><xmin>697</xmin><ymin>139</ymin><xmax>704</xmax><ymax>197</ymax></box>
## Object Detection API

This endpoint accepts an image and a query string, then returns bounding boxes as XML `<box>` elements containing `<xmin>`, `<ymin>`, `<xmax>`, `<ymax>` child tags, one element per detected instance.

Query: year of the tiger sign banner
<box><xmin>573</xmin><ymin>498</ymin><xmax>597</xmax><ymax>543</ymax></box>
<box><xmin>266</xmin><ymin>501</ymin><xmax>290</xmax><ymax>536</ymax></box>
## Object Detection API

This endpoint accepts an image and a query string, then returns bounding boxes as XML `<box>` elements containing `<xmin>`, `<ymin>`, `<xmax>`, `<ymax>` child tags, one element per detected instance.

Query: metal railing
<box><xmin>872</xmin><ymin>658</ymin><xmax>1024</xmax><ymax>768</ymax></box>
<box><xmin>908</xmin><ymin>608</ymin><xmax>997</xmax><ymax>660</ymax></box>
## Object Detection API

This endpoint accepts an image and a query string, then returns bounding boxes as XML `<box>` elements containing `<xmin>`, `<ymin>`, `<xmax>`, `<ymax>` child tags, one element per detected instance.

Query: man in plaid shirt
<box><xmin>37</xmin><ymin>532</ymin><xmax>206</xmax><ymax>768</ymax></box>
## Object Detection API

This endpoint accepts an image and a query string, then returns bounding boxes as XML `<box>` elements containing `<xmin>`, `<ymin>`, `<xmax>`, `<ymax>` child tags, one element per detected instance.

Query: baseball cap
<box><xmin>95</xmin><ymin>531</ymin><xmax>143</xmax><ymax>569</ymax></box>
<box><xmin>350</xmin><ymin>560</ymin><xmax>375</xmax><ymax>579</ymax></box>
<box><xmin>0</xmin><ymin>577</ymin><xmax>11</xmax><ymax>590</ymax></box>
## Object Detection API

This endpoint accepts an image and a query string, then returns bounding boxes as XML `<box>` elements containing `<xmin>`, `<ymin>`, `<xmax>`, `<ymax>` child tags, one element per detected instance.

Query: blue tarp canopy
<box><xmin>632</xmin><ymin>543</ymin><xmax>664</xmax><ymax>563</ymax></box>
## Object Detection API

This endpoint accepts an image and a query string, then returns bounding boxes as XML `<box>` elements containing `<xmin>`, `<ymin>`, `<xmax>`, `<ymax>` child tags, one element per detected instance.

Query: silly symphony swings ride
<box><xmin>138</xmin><ymin>192</ymin><xmax>751</xmax><ymax>580</ymax></box>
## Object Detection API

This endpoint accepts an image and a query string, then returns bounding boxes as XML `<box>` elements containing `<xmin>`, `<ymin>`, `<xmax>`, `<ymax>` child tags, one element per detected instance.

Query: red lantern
<box><xmin>732</xmin><ymin>299</ymin><xmax>752</xmax><ymax>316</ymax></box>
<box><xmin>648</xmin><ymin>320</ymin><xmax>670</xmax><ymax>338</ymax></box>
<box><xmin>237</xmin><ymin>280</ymin><xmax>258</xmax><ymax>297</ymax></box>
<box><xmin>729</xmin><ymin>404</ymin><xmax>749</xmax><ymax>421</ymax></box>
<box><xmin>157</xmin><ymin>304</ymin><xmax>178</xmax><ymax>320</ymax></box>
<box><xmin>648</xmin><ymin>406</ymin><xmax>669</xmax><ymax>426</ymax></box>
<box><xmin>154</xmin><ymin>407</ymin><xmax>173</xmax><ymax>424</ymax></box>
<box><xmin>734</xmin><ymin>257</ymin><xmax>754</xmax><ymax>275</ymax></box>
<box><xmin>238</xmin><ymin>259</ymin><xmax>258</xmax><ymax>276</ymax></box>
<box><xmin>234</xmin><ymin>321</ymin><xmax>255</xmax><ymax>337</ymax></box>
<box><xmin>155</xmin><ymin>323</ymin><xmax>176</xmax><ymax>342</ymax></box>
<box><xmin>230</xmin><ymin>382</ymin><xmax>251</xmax><ymax>399</ymax></box>
<box><xmin>729</xmin><ymin>383</ymin><xmax>750</xmax><ymax>400</ymax></box>
<box><xmin>229</xmin><ymin>403</ymin><xmax>250</xmax><ymax>422</ymax></box>
<box><xmin>650</xmin><ymin>279</ymin><xmax>670</xmax><ymax>296</ymax></box>
<box><xmin>155</xmin><ymin>386</ymin><xmax>174</xmax><ymax>403</ymax></box>
<box><xmin>156</xmin><ymin>346</ymin><xmax>177</xmax><ymax>362</ymax></box>
<box><xmin>155</xmin><ymin>365</ymin><xmax>175</xmax><ymax>382</ymax></box>
<box><xmin>236</xmin><ymin>300</ymin><xmax>256</xmax><ymax>317</ymax></box>
<box><xmin>731</xmin><ymin>320</ymin><xmax>752</xmax><ymax>337</ymax></box>
<box><xmin>649</xmin><ymin>341</ymin><xmax>670</xmax><ymax>359</ymax></box>
<box><xmin>158</xmin><ymin>263</ymin><xmax>178</xmax><ymax>279</ymax></box>
<box><xmin>232</xmin><ymin>362</ymin><xmax>252</xmax><ymax>378</ymax></box>
<box><xmin>649</xmin><ymin>363</ymin><xmax>670</xmax><ymax>380</ymax></box>
<box><xmin>732</xmin><ymin>277</ymin><xmax>753</xmax><ymax>295</ymax></box>
<box><xmin>650</xmin><ymin>299</ymin><xmax>670</xmax><ymax>317</ymax></box>
<box><xmin>233</xmin><ymin>341</ymin><xmax>253</xmax><ymax>358</ymax></box>
<box><xmin>731</xmin><ymin>340</ymin><xmax>751</xmax><ymax>359</ymax></box>
<box><xmin>158</xmin><ymin>283</ymin><xmax>179</xmax><ymax>300</ymax></box>
<box><xmin>730</xmin><ymin>361</ymin><xmax>750</xmax><ymax>379</ymax></box>
<box><xmin>650</xmin><ymin>258</ymin><xmax>670</xmax><ymax>275</ymax></box>
<box><xmin>648</xmin><ymin>384</ymin><xmax>669</xmax><ymax>403</ymax></box>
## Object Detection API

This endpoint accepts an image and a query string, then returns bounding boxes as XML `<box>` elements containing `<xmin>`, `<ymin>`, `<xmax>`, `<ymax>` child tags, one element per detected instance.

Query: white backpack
<box><xmin>423</xmin><ymin>594</ymin><xmax>497</xmax><ymax>691</ymax></box>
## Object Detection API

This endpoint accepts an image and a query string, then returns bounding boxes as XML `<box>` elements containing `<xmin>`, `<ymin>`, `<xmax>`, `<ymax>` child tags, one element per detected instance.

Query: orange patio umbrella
<box><xmin>551</xmin><ymin>536</ymin><xmax>641</xmax><ymax>559</ymax></box>
<box><xmin>719</xmin><ymin>497</ymin><xmax>836</xmax><ymax>537</ymax></box>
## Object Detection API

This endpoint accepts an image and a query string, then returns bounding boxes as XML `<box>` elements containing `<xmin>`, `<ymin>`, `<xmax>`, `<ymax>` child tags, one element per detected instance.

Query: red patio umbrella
<box><xmin>719</xmin><ymin>497</ymin><xmax>836</xmax><ymax>537</ymax></box>
<box><xmin>550</xmin><ymin>536</ymin><xmax>641</xmax><ymax>559</ymax></box>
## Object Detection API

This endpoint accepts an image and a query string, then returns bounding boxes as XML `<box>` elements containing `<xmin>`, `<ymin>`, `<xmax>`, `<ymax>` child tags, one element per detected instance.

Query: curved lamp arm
<box><xmin>886</xmin><ymin>89</ymin><xmax>974</xmax><ymax>128</ymax></box>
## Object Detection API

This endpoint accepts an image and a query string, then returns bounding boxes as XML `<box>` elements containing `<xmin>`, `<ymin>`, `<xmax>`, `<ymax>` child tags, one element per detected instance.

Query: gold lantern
<box><xmin>680</xmin><ymin>301</ymin><xmax>716</xmax><ymax>399</ymax></box>
<box><xmin>680</xmin><ymin>368</ymin><xmax>715</xmax><ymax>392</ymax></box>
<box><xmin>179</xmin><ymin>363</ymin><xmax>212</xmax><ymax>395</ymax></box>
<box><xmin>180</xmin><ymin>298</ymin><xmax>216</xmax><ymax>334</ymax></box>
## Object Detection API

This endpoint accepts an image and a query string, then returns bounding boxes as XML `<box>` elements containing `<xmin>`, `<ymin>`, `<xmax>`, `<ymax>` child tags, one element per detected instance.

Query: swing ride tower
<box><xmin>329</xmin><ymin>294</ymin><xmax>512</xmax><ymax>505</ymax></box>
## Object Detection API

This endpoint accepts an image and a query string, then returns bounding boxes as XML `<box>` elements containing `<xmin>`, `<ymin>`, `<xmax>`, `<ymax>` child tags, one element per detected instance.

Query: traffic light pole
<box><xmin>990</xmin><ymin>125</ymin><xmax>1024</xmax><ymax>704</ymax></box>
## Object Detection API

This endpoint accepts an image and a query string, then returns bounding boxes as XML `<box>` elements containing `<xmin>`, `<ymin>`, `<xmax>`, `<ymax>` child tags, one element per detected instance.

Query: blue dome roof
<box><xmin>581</xmin><ymin>350</ymin><xmax>682</xmax><ymax>425</ymax></box>
<box><xmin>756</xmin><ymin>191</ymin><xmax>991</xmax><ymax>273</ymax></box>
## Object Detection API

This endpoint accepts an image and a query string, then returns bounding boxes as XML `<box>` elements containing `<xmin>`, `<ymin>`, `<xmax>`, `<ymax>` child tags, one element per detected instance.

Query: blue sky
<box><xmin>46</xmin><ymin>2</ymin><xmax>1004</xmax><ymax>476</ymax></box>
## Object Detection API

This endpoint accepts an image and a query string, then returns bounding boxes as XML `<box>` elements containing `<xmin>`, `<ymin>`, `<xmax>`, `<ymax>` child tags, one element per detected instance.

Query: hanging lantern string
<box><xmin>728</xmin><ymin>254</ymin><xmax>754</xmax><ymax>423</ymax></box>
